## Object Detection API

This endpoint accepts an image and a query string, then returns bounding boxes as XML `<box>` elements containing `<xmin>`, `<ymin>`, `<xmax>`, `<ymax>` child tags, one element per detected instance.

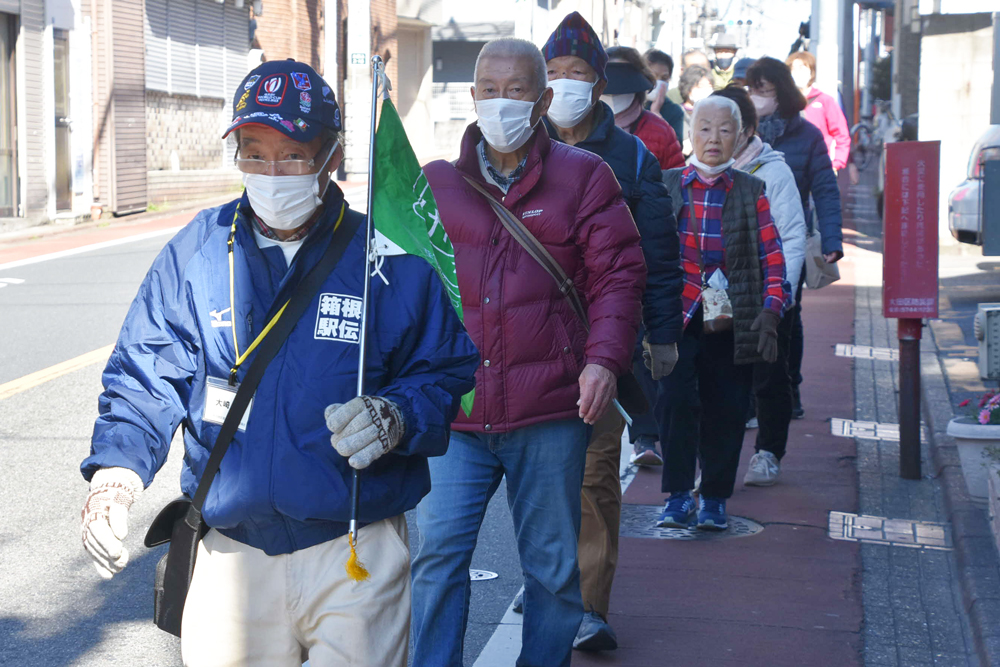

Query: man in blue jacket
<box><xmin>541</xmin><ymin>13</ymin><xmax>683</xmax><ymax>651</ymax></box>
<box><xmin>78</xmin><ymin>60</ymin><xmax>478</xmax><ymax>666</ymax></box>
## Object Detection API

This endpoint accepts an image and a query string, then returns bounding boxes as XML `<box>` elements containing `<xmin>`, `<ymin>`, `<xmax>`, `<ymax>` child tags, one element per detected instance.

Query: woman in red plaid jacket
<box><xmin>654</xmin><ymin>96</ymin><xmax>790</xmax><ymax>532</ymax></box>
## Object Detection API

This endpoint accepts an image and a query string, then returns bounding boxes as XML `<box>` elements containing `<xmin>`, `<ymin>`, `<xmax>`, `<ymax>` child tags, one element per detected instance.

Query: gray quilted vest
<box><xmin>662</xmin><ymin>167</ymin><xmax>766</xmax><ymax>365</ymax></box>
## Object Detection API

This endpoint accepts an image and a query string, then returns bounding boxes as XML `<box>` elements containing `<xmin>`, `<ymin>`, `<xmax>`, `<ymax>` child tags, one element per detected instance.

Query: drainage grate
<box><xmin>828</xmin><ymin>511</ymin><xmax>952</xmax><ymax>550</ymax></box>
<box><xmin>835</xmin><ymin>343</ymin><xmax>899</xmax><ymax>361</ymax></box>
<box><xmin>619</xmin><ymin>504</ymin><xmax>764</xmax><ymax>540</ymax></box>
<box><xmin>830</xmin><ymin>417</ymin><xmax>926</xmax><ymax>442</ymax></box>
<box><xmin>470</xmin><ymin>569</ymin><xmax>498</xmax><ymax>581</ymax></box>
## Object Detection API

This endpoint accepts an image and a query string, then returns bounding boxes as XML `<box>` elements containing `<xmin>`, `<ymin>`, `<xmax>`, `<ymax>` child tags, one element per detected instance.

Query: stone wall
<box><xmin>146</xmin><ymin>90</ymin><xmax>229</xmax><ymax>171</ymax></box>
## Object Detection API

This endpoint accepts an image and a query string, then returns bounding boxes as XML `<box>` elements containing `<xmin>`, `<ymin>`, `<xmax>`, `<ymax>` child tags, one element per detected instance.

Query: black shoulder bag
<box><xmin>461</xmin><ymin>175</ymin><xmax>648</xmax><ymax>416</ymax></box>
<box><xmin>142</xmin><ymin>209</ymin><xmax>361</xmax><ymax>637</ymax></box>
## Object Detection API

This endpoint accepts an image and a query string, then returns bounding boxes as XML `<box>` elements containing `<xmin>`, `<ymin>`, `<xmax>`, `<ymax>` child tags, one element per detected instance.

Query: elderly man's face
<box><xmin>692</xmin><ymin>104</ymin><xmax>738</xmax><ymax>167</ymax></box>
<box><xmin>546</xmin><ymin>55</ymin><xmax>605</xmax><ymax>102</ymax></box>
<box><xmin>683</xmin><ymin>52</ymin><xmax>711</xmax><ymax>72</ymax></box>
<box><xmin>472</xmin><ymin>55</ymin><xmax>553</xmax><ymax>123</ymax></box>
<box><xmin>237</xmin><ymin>125</ymin><xmax>341</xmax><ymax>177</ymax></box>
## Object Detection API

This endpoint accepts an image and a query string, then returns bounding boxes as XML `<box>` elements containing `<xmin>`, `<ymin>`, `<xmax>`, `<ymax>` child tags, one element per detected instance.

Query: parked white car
<box><xmin>949</xmin><ymin>125</ymin><xmax>1000</xmax><ymax>246</ymax></box>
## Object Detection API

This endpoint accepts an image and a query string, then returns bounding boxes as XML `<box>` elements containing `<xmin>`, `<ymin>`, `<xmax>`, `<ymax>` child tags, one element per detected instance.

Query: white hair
<box><xmin>690</xmin><ymin>96</ymin><xmax>742</xmax><ymax>136</ymax></box>
<box><xmin>475</xmin><ymin>38</ymin><xmax>548</xmax><ymax>96</ymax></box>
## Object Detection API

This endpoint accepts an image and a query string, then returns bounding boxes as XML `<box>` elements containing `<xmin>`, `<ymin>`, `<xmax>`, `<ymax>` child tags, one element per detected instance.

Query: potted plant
<box><xmin>947</xmin><ymin>390</ymin><xmax>1000</xmax><ymax>499</ymax></box>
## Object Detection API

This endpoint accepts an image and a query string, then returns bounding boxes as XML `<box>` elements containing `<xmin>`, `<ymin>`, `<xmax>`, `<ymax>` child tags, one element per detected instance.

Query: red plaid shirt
<box><xmin>678</xmin><ymin>165</ymin><xmax>788</xmax><ymax>327</ymax></box>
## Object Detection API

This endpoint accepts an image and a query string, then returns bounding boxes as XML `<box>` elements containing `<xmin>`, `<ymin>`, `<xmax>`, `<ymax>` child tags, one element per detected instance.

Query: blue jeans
<box><xmin>411</xmin><ymin>418</ymin><xmax>590</xmax><ymax>667</ymax></box>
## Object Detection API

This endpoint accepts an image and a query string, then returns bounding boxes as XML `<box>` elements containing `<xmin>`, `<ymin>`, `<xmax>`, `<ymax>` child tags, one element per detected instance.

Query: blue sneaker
<box><xmin>697</xmin><ymin>496</ymin><xmax>728</xmax><ymax>531</ymax></box>
<box><xmin>656</xmin><ymin>491</ymin><xmax>696</xmax><ymax>528</ymax></box>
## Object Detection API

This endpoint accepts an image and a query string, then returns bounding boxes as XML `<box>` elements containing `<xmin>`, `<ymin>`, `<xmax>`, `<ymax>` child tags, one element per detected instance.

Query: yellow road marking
<box><xmin>0</xmin><ymin>344</ymin><xmax>114</xmax><ymax>401</ymax></box>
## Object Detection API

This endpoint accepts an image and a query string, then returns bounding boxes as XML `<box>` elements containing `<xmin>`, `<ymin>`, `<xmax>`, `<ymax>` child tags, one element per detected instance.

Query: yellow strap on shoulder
<box><xmin>227</xmin><ymin>203</ymin><xmax>346</xmax><ymax>383</ymax></box>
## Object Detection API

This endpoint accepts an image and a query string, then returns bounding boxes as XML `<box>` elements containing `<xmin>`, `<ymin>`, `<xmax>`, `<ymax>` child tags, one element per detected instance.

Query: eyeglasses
<box><xmin>235</xmin><ymin>142</ymin><xmax>333</xmax><ymax>176</ymax></box>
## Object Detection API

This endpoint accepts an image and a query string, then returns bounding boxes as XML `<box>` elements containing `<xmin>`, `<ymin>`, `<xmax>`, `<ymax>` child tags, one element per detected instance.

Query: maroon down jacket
<box><xmin>423</xmin><ymin>124</ymin><xmax>646</xmax><ymax>434</ymax></box>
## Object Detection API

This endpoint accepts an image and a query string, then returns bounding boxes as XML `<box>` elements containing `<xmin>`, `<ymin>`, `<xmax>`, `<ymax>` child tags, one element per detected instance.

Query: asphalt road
<box><xmin>0</xmin><ymin>206</ymin><xmax>521</xmax><ymax>666</ymax></box>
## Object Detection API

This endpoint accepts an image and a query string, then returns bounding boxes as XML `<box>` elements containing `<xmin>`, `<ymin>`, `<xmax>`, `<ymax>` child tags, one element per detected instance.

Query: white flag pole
<box><xmin>349</xmin><ymin>54</ymin><xmax>384</xmax><ymax>549</ymax></box>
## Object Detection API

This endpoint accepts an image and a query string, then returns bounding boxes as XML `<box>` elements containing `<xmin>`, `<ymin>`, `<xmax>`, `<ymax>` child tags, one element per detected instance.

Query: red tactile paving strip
<box><xmin>575</xmin><ymin>260</ymin><xmax>863</xmax><ymax>666</ymax></box>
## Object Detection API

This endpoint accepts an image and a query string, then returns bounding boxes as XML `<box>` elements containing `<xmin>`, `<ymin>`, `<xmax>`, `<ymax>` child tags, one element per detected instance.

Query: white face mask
<box><xmin>475</xmin><ymin>96</ymin><xmax>540</xmax><ymax>153</ymax></box>
<box><xmin>791</xmin><ymin>69</ymin><xmax>812</xmax><ymax>90</ymax></box>
<box><xmin>243</xmin><ymin>142</ymin><xmax>337</xmax><ymax>231</ymax></box>
<box><xmin>653</xmin><ymin>80</ymin><xmax>669</xmax><ymax>96</ymax></box>
<box><xmin>689</xmin><ymin>154</ymin><xmax>735</xmax><ymax>176</ymax></box>
<box><xmin>601</xmin><ymin>93</ymin><xmax>636</xmax><ymax>115</ymax></box>
<box><xmin>689</xmin><ymin>86</ymin><xmax>712</xmax><ymax>105</ymax></box>
<box><xmin>750</xmin><ymin>94</ymin><xmax>778</xmax><ymax>118</ymax></box>
<box><xmin>546</xmin><ymin>78</ymin><xmax>597</xmax><ymax>128</ymax></box>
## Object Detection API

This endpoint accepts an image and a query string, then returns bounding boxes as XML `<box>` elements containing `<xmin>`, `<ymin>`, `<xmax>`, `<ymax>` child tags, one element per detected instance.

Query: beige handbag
<box><xmin>686</xmin><ymin>187</ymin><xmax>733</xmax><ymax>333</ymax></box>
<box><xmin>804</xmin><ymin>229</ymin><xmax>840</xmax><ymax>290</ymax></box>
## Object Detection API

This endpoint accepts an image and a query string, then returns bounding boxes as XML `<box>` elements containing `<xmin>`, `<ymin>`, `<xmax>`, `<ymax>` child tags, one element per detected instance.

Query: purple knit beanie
<box><xmin>542</xmin><ymin>12</ymin><xmax>608</xmax><ymax>81</ymax></box>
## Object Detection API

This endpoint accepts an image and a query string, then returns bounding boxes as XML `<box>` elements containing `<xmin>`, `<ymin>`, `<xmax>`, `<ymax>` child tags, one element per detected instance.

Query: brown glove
<box><xmin>642</xmin><ymin>338</ymin><xmax>679</xmax><ymax>380</ymax></box>
<box><xmin>750</xmin><ymin>310</ymin><xmax>781</xmax><ymax>363</ymax></box>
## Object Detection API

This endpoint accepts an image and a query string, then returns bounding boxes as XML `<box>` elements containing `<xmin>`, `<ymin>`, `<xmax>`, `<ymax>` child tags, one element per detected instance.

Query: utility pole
<box><xmin>345</xmin><ymin>0</ymin><xmax>371</xmax><ymax>176</ymax></box>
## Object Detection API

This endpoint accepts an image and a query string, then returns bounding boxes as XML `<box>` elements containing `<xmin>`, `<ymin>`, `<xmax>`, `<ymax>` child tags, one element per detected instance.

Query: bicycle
<box><xmin>850</xmin><ymin>100</ymin><xmax>899</xmax><ymax>171</ymax></box>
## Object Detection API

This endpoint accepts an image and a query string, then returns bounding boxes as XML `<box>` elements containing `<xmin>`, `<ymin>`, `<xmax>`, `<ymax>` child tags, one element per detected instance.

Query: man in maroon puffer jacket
<box><xmin>410</xmin><ymin>37</ymin><xmax>647</xmax><ymax>667</ymax></box>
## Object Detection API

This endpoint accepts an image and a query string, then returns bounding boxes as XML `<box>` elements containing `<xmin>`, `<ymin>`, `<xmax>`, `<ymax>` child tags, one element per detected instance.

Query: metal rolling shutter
<box><xmin>145</xmin><ymin>0</ymin><xmax>168</xmax><ymax>92</ymax></box>
<box><xmin>196</xmin><ymin>0</ymin><xmax>224</xmax><ymax>97</ymax></box>
<box><xmin>146</xmin><ymin>0</ymin><xmax>249</xmax><ymax>99</ymax></box>
<box><xmin>111</xmin><ymin>0</ymin><xmax>148</xmax><ymax>214</ymax></box>
<box><xmin>168</xmin><ymin>0</ymin><xmax>197</xmax><ymax>96</ymax></box>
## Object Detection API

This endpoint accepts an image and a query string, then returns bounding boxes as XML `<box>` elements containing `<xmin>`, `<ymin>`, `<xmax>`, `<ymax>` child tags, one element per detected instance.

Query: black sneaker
<box><xmin>573</xmin><ymin>611</ymin><xmax>618</xmax><ymax>651</ymax></box>
<box><xmin>792</xmin><ymin>386</ymin><xmax>805</xmax><ymax>419</ymax></box>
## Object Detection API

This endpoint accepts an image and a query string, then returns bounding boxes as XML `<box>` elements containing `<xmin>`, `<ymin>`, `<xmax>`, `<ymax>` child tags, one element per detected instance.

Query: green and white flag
<box><xmin>370</xmin><ymin>99</ymin><xmax>472</xmax><ymax>415</ymax></box>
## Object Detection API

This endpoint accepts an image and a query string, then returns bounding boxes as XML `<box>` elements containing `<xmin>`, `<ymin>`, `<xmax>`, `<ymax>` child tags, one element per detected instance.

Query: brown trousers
<box><xmin>577</xmin><ymin>409</ymin><xmax>626</xmax><ymax>618</ymax></box>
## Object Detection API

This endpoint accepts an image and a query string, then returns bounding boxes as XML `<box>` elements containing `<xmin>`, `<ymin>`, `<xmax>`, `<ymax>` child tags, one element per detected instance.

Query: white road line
<box><xmin>472</xmin><ymin>432</ymin><xmax>638</xmax><ymax>666</ymax></box>
<box><xmin>0</xmin><ymin>277</ymin><xmax>25</xmax><ymax>283</ymax></box>
<box><xmin>0</xmin><ymin>226</ymin><xmax>184</xmax><ymax>272</ymax></box>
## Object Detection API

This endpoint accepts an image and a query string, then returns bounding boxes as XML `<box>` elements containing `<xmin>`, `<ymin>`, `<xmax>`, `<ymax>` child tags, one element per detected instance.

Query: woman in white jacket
<box><xmin>712</xmin><ymin>86</ymin><xmax>805</xmax><ymax>487</ymax></box>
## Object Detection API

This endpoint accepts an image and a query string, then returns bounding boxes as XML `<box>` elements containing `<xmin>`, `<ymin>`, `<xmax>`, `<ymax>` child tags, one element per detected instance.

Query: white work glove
<box><xmin>81</xmin><ymin>467</ymin><xmax>143</xmax><ymax>580</ymax></box>
<box><xmin>325</xmin><ymin>396</ymin><xmax>406</xmax><ymax>470</ymax></box>
<box><xmin>642</xmin><ymin>338</ymin><xmax>679</xmax><ymax>380</ymax></box>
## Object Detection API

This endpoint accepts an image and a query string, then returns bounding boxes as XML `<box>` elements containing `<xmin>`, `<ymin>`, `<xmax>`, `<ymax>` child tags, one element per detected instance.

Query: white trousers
<box><xmin>180</xmin><ymin>516</ymin><xmax>411</xmax><ymax>667</ymax></box>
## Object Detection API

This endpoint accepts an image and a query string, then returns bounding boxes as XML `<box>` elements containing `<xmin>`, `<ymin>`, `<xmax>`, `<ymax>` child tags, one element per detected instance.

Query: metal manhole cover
<box><xmin>619</xmin><ymin>504</ymin><xmax>764</xmax><ymax>540</ymax></box>
<box><xmin>469</xmin><ymin>569</ymin><xmax>498</xmax><ymax>581</ymax></box>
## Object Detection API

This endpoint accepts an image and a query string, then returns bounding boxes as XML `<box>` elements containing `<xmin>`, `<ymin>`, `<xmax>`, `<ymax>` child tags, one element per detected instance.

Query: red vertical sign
<box><xmin>883</xmin><ymin>141</ymin><xmax>940</xmax><ymax>319</ymax></box>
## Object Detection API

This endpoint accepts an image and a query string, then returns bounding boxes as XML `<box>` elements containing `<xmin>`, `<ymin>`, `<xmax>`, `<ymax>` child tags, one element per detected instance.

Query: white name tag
<box><xmin>204</xmin><ymin>377</ymin><xmax>253</xmax><ymax>431</ymax></box>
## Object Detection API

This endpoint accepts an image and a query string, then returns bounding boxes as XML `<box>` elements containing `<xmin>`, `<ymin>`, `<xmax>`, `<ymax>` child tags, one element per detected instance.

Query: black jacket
<box><xmin>545</xmin><ymin>103</ymin><xmax>684</xmax><ymax>344</ymax></box>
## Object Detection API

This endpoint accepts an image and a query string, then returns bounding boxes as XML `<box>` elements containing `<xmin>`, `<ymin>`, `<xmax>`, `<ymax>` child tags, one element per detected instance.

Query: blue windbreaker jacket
<box><xmin>81</xmin><ymin>188</ymin><xmax>479</xmax><ymax>556</ymax></box>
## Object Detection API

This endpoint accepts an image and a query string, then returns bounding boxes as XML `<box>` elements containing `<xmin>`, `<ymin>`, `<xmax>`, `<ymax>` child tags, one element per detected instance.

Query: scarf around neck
<box><xmin>614</xmin><ymin>95</ymin><xmax>645</xmax><ymax>131</ymax></box>
<box><xmin>757</xmin><ymin>113</ymin><xmax>788</xmax><ymax>146</ymax></box>
<box><xmin>734</xmin><ymin>135</ymin><xmax>764</xmax><ymax>171</ymax></box>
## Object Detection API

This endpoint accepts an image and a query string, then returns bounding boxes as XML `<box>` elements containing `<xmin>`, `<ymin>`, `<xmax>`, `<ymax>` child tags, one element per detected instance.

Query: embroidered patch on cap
<box><xmin>292</xmin><ymin>72</ymin><xmax>312</xmax><ymax>91</ymax></box>
<box><xmin>294</xmin><ymin>118</ymin><xmax>308</xmax><ymax>131</ymax></box>
<box><xmin>256</xmin><ymin>75</ymin><xmax>287</xmax><ymax>107</ymax></box>
<box><xmin>235</xmin><ymin>90</ymin><xmax>250</xmax><ymax>111</ymax></box>
<box><xmin>299</xmin><ymin>91</ymin><xmax>312</xmax><ymax>113</ymax></box>
<box><xmin>279</xmin><ymin>119</ymin><xmax>296</xmax><ymax>132</ymax></box>
<box><xmin>244</xmin><ymin>74</ymin><xmax>260</xmax><ymax>91</ymax></box>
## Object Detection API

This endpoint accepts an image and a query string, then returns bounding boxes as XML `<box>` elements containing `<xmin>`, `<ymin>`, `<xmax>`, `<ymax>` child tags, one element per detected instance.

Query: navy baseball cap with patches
<box><xmin>222</xmin><ymin>59</ymin><xmax>342</xmax><ymax>143</ymax></box>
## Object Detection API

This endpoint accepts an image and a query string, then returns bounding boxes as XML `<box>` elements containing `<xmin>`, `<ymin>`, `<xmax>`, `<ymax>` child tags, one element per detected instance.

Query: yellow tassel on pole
<box><xmin>345</xmin><ymin>531</ymin><xmax>371</xmax><ymax>582</ymax></box>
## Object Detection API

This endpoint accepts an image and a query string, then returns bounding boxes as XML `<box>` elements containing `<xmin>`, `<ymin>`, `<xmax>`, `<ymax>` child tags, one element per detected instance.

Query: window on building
<box><xmin>145</xmin><ymin>0</ymin><xmax>250</xmax><ymax>99</ymax></box>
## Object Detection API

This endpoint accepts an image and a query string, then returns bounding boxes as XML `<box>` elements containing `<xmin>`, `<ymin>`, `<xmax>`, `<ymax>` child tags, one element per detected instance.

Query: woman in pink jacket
<box><xmin>786</xmin><ymin>51</ymin><xmax>850</xmax><ymax>172</ymax></box>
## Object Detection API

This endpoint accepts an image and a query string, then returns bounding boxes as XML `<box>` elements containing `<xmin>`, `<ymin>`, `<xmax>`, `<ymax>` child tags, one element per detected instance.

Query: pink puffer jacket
<box><xmin>424</xmin><ymin>124</ymin><xmax>646</xmax><ymax>434</ymax></box>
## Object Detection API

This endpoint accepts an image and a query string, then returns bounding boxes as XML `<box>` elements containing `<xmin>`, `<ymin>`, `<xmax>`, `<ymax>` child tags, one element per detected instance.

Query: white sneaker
<box><xmin>744</xmin><ymin>451</ymin><xmax>780</xmax><ymax>486</ymax></box>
